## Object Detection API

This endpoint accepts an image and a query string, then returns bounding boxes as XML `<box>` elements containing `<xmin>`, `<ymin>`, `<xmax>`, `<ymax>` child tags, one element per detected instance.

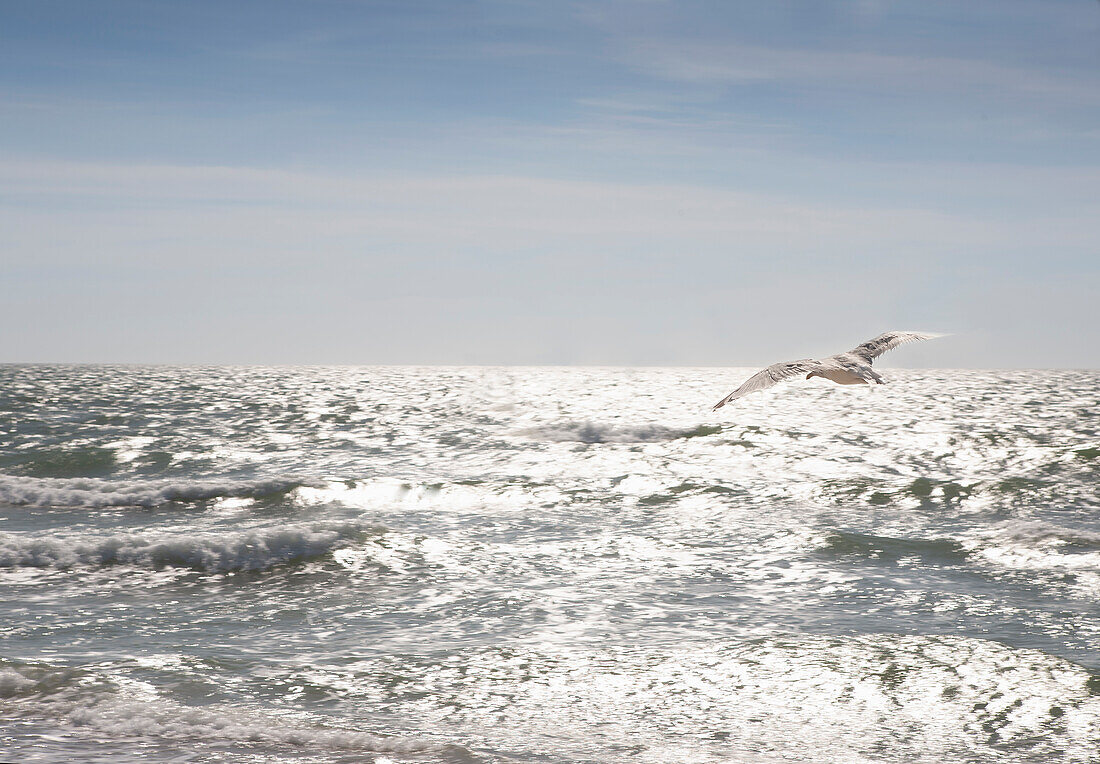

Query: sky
<box><xmin>1</xmin><ymin>0</ymin><xmax>1098</xmax><ymax>366</ymax></box>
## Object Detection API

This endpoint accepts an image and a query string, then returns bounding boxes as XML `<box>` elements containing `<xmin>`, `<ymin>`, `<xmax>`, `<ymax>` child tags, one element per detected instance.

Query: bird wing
<box><xmin>713</xmin><ymin>360</ymin><xmax>822</xmax><ymax>410</ymax></box>
<box><xmin>845</xmin><ymin>331</ymin><xmax>943</xmax><ymax>364</ymax></box>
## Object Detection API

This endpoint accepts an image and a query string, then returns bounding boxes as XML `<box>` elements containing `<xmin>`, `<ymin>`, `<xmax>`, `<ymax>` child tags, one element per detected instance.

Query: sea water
<box><xmin>1</xmin><ymin>365</ymin><xmax>1098</xmax><ymax>763</ymax></box>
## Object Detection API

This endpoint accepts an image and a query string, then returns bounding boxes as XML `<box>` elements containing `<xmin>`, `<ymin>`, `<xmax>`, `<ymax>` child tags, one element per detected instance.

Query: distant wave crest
<box><xmin>0</xmin><ymin>475</ymin><xmax>309</xmax><ymax>509</ymax></box>
<box><xmin>0</xmin><ymin>522</ymin><xmax>367</xmax><ymax>572</ymax></box>
<box><xmin>0</xmin><ymin>661</ymin><xmax>478</xmax><ymax>762</ymax></box>
<box><xmin>517</xmin><ymin>421</ymin><xmax>720</xmax><ymax>444</ymax></box>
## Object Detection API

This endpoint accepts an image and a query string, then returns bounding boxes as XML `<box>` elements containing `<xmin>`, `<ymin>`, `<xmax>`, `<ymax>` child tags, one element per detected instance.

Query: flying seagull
<box><xmin>712</xmin><ymin>331</ymin><xmax>943</xmax><ymax>410</ymax></box>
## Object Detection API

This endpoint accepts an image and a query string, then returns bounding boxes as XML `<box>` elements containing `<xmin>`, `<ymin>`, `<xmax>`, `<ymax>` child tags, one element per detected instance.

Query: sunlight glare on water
<box><xmin>0</xmin><ymin>365</ymin><xmax>1098</xmax><ymax>763</ymax></box>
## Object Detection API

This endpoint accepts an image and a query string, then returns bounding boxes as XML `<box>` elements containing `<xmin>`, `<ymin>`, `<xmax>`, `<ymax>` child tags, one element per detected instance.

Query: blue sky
<box><xmin>2</xmin><ymin>0</ymin><xmax>1098</xmax><ymax>365</ymax></box>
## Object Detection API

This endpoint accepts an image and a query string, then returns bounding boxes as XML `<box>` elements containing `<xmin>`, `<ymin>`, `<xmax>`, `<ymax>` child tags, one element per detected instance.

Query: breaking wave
<box><xmin>0</xmin><ymin>661</ymin><xmax>479</xmax><ymax>762</ymax></box>
<box><xmin>517</xmin><ymin>421</ymin><xmax>720</xmax><ymax>443</ymax></box>
<box><xmin>961</xmin><ymin>520</ymin><xmax>1100</xmax><ymax>574</ymax></box>
<box><xmin>0</xmin><ymin>475</ymin><xmax>309</xmax><ymax>509</ymax></box>
<box><xmin>0</xmin><ymin>522</ymin><xmax>369</xmax><ymax>572</ymax></box>
<box><xmin>812</xmin><ymin>471</ymin><xmax>1098</xmax><ymax>510</ymax></box>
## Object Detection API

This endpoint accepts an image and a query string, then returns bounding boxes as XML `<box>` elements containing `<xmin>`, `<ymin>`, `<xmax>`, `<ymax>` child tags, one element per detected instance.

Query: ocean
<box><xmin>1</xmin><ymin>364</ymin><xmax>1098</xmax><ymax>763</ymax></box>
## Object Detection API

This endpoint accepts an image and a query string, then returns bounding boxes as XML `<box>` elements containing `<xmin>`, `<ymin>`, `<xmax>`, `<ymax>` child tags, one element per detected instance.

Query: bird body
<box><xmin>809</xmin><ymin>365</ymin><xmax>875</xmax><ymax>386</ymax></box>
<box><xmin>712</xmin><ymin>331</ymin><xmax>942</xmax><ymax>410</ymax></box>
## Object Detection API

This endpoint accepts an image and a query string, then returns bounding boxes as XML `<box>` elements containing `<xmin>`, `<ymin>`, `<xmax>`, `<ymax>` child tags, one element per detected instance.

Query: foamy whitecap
<box><xmin>0</xmin><ymin>475</ymin><xmax>309</xmax><ymax>509</ymax></box>
<box><xmin>295</xmin><ymin>477</ymin><xmax>561</xmax><ymax>516</ymax></box>
<box><xmin>0</xmin><ymin>664</ymin><xmax>478</xmax><ymax>762</ymax></box>
<box><xmin>0</xmin><ymin>522</ymin><xmax>369</xmax><ymax>572</ymax></box>
<box><xmin>957</xmin><ymin>520</ymin><xmax>1100</xmax><ymax>591</ymax></box>
<box><xmin>270</xmin><ymin>634</ymin><xmax>1100</xmax><ymax>764</ymax></box>
<box><xmin>0</xmin><ymin>669</ymin><xmax>38</xmax><ymax>698</ymax></box>
<box><xmin>514</xmin><ymin>421</ymin><xmax>711</xmax><ymax>444</ymax></box>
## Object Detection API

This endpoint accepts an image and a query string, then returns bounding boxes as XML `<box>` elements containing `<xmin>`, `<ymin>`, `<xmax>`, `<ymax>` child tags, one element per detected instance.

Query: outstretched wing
<box><xmin>846</xmin><ymin>331</ymin><xmax>943</xmax><ymax>364</ymax></box>
<box><xmin>713</xmin><ymin>360</ymin><xmax>821</xmax><ymax>410</ymax></box>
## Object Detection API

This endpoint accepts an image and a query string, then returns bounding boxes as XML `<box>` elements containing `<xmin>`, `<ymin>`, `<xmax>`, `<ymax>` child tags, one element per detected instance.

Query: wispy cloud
<box><xmin>2</xmin><ymin>1</ymin><xmax>1099</xmax><ymax>364</ymax></box>
<box><xmin>620</xmin><ymin>39</ymin><xmax>1100</xmax><ymax>102</ymax></box>
<box><xmin>3</xmin><ymin>159</ymin><xmax>1098</xmax><ymax>265</ymax></box>
<box><xmin>2</xmin><ymin>159</ymin><xmax>1096</xmax><ymax>365</ymax></box>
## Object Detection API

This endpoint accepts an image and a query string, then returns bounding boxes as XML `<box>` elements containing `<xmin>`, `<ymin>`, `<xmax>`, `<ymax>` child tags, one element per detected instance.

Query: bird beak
<box><xmin>805</xmin><ymin>372</ymin><xmax>814</xmax><ymax>379</ymax></box>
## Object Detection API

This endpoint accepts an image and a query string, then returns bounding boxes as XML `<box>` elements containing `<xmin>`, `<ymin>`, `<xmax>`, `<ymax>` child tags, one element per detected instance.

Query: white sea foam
<box><xmin>0</xmin><ymin>522</ymin><xmax>367</xmax><ymax>572</ymax></box>
<box><xmin>0</xmin><ymin>475</ymin><xmax>308</xmax><ymax>509</ymax></box>
<box><xmin>0</xmin><ymin>669</ymin><xmax>38</xmax><ymax>697</ymax></box>
<box><xmin>278</xmin><ymin>634</ymin><xmax>1100</xmax><ymax>764</ymax></box>
<box><xmin>65</xmin><ymin>700</ymin><xmax>471</xmax><ymax>758</ymax></box>
<box><xmin>514</xmin><ymin>421</ymin><xmax>713</xmax><ymax>443</ymax></box>
<box><xmin>960</xmin><ymin>521</ymin><xmax>1100</xmax><ymax>588</ymax></box>
<box><xmin>295</xmin><ymin>477</ymin><xmax>561</xmax><ymax>516</ymax></box>
<box><xmin>0</xmin><ymin>664</ymin><xmax>477</xmax><ymax>762</ymax></box>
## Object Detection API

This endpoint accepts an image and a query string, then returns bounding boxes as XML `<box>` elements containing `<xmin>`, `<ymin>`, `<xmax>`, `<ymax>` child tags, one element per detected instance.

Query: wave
<box><xmin>65</xmin><ymin>704</ymin><xmax>478</xmax><ymax>761</ymax></box>
<box><xmin>0</xmin><ymin>662</ymin><xmax>479</xmax><ymax>762</ymax></box>
<box><xmin>818</xmin><ymin>521</ymin><xmax>1100</xmax><ymax>596</ymax></box>
<box><xmin>517</xmin><ymin>421</ymin><xmax>721</xmax><ymax>444</ymax></box>
<box><xmin>0</xmin><ymin>521</ymin><xmax>368</xmax><ymax>572</ymax></box>
<box><xmin>1</xmin><ymin>446</ymin><xmax>118</xmax><ymax>478</ymax></box>
<box><xmin>0</xmin><ymin>668</ymin><xmax>40</xmax><ymax>698</ymax></box>
<box><xmin>0</xmin><ymin>475</ymin><xmax>309</xmax><ymax>509</ymax></box>
<box><xmin>208</xmin><ymin>634</ymin><xmax>1099</xmax><ymax>764</ymax></box>
<box><xmin>820</xmin><ymin>531</ymin><xmax>970</xmax><ymax>564</ymax></box>
<box><xmin>961</xmin><ymin>520</ymin><xmax>1100</xmax><ymax>575</ymax></box>
<box><xmin>295</xmin><ymin>477</ymin><xmax>563</xmax><ymax>517</ymax></box>
<box><xmin>815</xmin><ymin>471</ymin><xmax>1097</xmax><ymax>510</ymax></box>
<box><xmin>0</xmin><ymin>662</ymin><xmax>88</xmax><ymax>699</ymax></box>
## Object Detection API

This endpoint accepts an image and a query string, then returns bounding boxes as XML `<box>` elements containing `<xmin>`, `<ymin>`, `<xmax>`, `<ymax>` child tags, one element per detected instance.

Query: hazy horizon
<box><xmin>2</xmin><ymin>356</ymin><xmax>1095</xmax><ymax>371</ymax></box>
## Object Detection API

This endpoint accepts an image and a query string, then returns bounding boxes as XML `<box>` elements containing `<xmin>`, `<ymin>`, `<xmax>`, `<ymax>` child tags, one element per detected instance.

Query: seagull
<box><xmin>712</xmin><ymin>331</ymin><xmax>943</xmax><ymax>410</ymax></box>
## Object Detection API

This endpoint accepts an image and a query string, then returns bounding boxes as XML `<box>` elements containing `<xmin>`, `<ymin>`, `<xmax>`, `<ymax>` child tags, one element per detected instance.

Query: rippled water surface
<box><xmin>1</xmin><ymin>365</ymin><xmax>1098</xmax><ymax>763</ymax></box>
